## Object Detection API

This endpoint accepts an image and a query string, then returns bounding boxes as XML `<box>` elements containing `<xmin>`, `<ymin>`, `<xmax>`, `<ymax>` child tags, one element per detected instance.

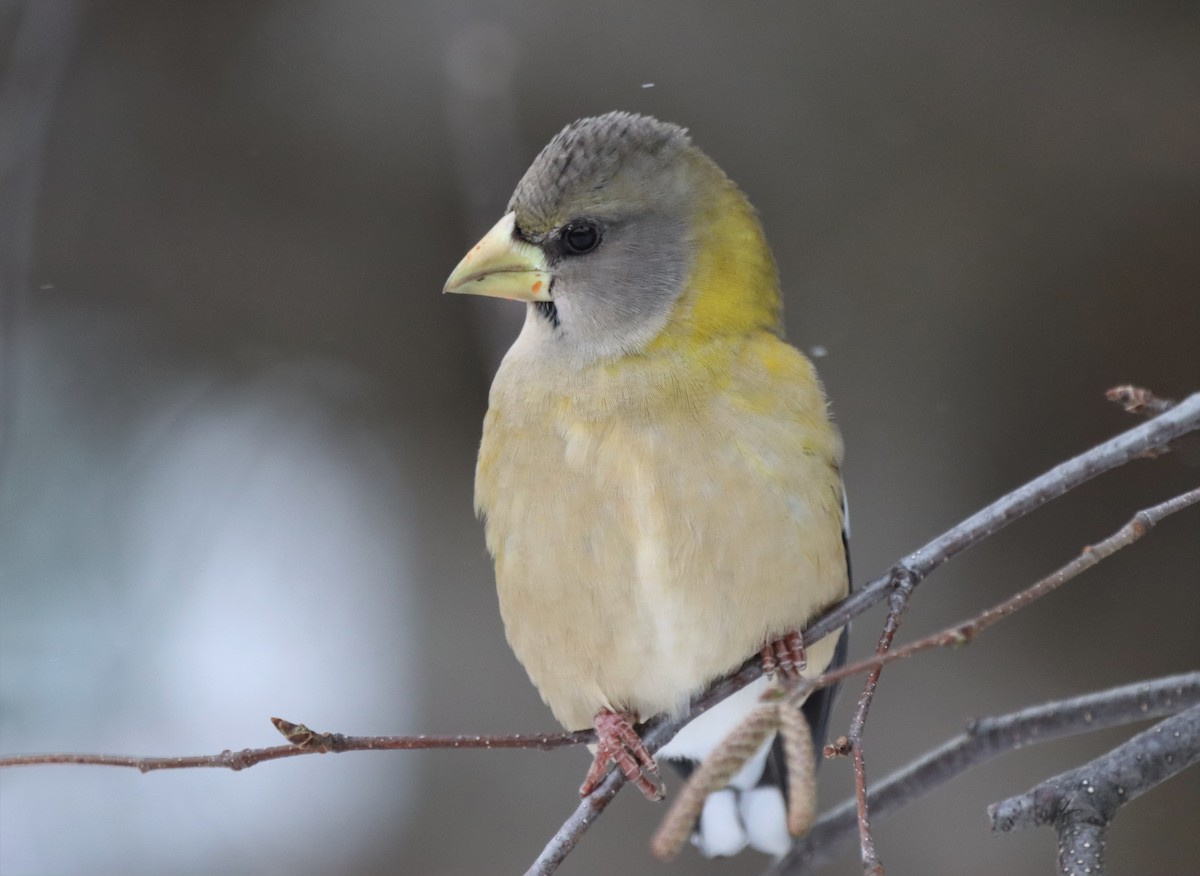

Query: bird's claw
<box><xmin>762</xmin><ymin>629</ymin><xmax>807</xmax><ymax>680</ymax></box>
<box><xmin>580</xmin><ymin>708</ymin><xmax>664</xmax><ymax>801</ymax></box>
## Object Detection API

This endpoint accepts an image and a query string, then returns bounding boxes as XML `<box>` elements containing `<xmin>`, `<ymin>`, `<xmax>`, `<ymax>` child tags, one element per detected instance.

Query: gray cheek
<box><xmin>553</xmin><ymin>215</ymin><xmax>691</xmax><ymax>354</ymax></box>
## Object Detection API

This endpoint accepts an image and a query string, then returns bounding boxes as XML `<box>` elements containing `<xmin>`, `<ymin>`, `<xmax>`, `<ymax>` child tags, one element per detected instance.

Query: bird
<box><xmin>443</xmin><ymin>111</ymin><xmax>849</xmax><ymax>858</ymax></box>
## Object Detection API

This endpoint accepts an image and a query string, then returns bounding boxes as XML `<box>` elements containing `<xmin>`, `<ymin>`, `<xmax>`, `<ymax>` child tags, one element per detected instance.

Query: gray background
<box><xmin>1</xmin><ymin>2</ymin><xmax>1198</xmax><ymax>875</ymax></box>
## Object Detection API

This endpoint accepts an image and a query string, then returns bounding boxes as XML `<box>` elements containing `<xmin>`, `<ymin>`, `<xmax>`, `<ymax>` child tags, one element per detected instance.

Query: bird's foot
<box><xmin>579</xmin><ymin>708</ymin><xmax>664</xmax><ymax>801</ymax></box>
<box><xmin>762</xmin><ymin>629</ymin><xmax>807</xmax><ymax>680</ymax></box>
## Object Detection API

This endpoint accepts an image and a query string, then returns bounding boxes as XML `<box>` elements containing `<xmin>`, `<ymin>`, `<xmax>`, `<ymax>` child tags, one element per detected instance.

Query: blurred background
<box><xmin>1</xmin><ymin>2</ymin><xmax>1197</xmax><ymax>874</ymax></box>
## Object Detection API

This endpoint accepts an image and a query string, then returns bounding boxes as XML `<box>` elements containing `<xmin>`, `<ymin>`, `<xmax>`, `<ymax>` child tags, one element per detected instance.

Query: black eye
<box><xmin>561</xmin><ymin>220</ymin><xmax>602</xmax><ymax>255</ymax></box>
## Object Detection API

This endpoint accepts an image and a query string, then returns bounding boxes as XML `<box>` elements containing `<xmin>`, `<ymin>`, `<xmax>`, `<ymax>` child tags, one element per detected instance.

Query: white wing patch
<box><xmin>659</xmin><ymin>676</ymin><xmax>772</xmax><ymax>761</ymax></box>
<box><xmin>841</xmin><ymin>487</ymin><xmax>850</xmax><ymax>540</ymax></box>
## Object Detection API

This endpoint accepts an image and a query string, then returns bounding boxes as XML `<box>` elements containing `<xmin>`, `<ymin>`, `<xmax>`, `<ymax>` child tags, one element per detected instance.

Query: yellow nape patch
<box><xmin>756</xmin><ymin>335</ymin><xmax>811</xmax><ymax>379</ymax></box>
<box><xmin>650</xmin><ymin>177</ymin><xmax>781</xmax><ymax>350</ymax></box>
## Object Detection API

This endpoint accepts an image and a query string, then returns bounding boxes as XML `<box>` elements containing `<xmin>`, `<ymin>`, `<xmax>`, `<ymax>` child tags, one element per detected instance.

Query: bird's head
<box><xmin>444</xmin><ymin>112</ymin><xmax>782</xmax><ymax>364</ymax></box>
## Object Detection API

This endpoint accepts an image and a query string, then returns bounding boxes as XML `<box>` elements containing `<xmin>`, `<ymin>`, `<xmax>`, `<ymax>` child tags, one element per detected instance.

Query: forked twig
<box><xmin>769</xmin><ymin>673</ymin><xmax>1200</xmax><ymax>875</ymax></box>
<box><xmin>989</xmin><ymin>703</ymin><xmax>1200</xmax><ymax>876</ymax></box>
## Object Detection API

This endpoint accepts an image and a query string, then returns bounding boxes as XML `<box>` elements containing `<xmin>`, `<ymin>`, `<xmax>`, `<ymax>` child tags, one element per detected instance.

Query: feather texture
<box><xmin>477</xmin><ymin>331</ymin><xmax>845</xmax><ymax>731</ymax></box>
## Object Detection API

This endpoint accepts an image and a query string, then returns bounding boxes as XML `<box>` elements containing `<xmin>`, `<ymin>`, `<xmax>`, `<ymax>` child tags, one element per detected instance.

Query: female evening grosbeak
<box><xmin>444</xmin><ymin>112</ymin><xmax>848</xmax><ymax>857</ymax></box>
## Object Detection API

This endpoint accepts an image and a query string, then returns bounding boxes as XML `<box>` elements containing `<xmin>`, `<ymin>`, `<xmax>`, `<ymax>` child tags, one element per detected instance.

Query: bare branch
<box><xmin>836</xmin><ymin>566</ymin><xmax>916</xmax><ymax>876</ymax></box>
<box><xmin>817</xmin><ymin>482</ymin><xmax>1197</xmax><ymax>871</ymax></box>
<box><xmin>0</xmin><ymin>725</ymin><xmax>593</xmax><ymax>772</ymax></box>
<box><xmin>815</xmin><ymin>436</ymin><xmax>1196</xmax><ymax>873</ymax></box>
<box><xmin>769</xmin><ymin>673</ymin><xmax>1200</xmax><ymax>875</ymax></box>
<box><xmin>989</xmin><ymin>703</ymin><xmax>1200</xmax><ymax>876</ymax></box>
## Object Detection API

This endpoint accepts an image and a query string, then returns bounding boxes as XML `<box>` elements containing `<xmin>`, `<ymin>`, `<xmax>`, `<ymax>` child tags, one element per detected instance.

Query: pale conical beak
<box><xmin>443</xmin><ymin>212</ymin><xmax>553</xmax><ymax>302</ymax></box>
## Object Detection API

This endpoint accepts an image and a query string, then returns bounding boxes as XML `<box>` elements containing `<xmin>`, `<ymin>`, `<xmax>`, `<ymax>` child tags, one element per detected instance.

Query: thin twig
<box><xmin>839</xmin><ymin>567</ymin><xmax>916</xmax><ymax>876</ymax></box>
<box><xmin>826</xmin><ymin>445</ymin><xmax>1194</xmax><ymax>874</ymax></box>
<box><xmin>0</xmin><ymin>726</ymin><xmax>593</xmax><ymax>772</ymax></box>
<box><xmin>989</xmin><ymin>703</ymin><xmax>1200</xmax><ymax>876</ymax></box>
<box><xmin>768</xmin><ymin>674</ymin><xmax>1200</xmax><ymax>876</ymax></box>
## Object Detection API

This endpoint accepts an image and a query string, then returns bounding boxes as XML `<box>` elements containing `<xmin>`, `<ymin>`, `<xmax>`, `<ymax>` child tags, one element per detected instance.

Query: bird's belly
<box><xmin>493</xmin><ymin>490</ymin><xmax>750</xmax><ymax>730</ymax></box>
<box><xmin>479</xmin><ymin>414</ymin><xmax>846</xmax><ymax>731</ymax></box>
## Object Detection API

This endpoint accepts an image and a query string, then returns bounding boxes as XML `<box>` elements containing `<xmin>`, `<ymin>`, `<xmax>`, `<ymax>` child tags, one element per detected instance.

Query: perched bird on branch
<box><xmin>444</xmin><ymin>112</ymin><xmax>848</xmax><ymax>857</ymax></box>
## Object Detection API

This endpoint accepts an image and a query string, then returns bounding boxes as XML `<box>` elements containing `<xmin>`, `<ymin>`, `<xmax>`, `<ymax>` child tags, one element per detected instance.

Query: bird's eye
<box><xmin>561</xmin><ymin>220</ymin><xmax>602</xmax><ymax>255</ymax></box>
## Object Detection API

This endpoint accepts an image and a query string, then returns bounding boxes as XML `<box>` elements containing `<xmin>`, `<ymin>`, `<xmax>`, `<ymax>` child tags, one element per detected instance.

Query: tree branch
<box><xmin>768</xmin><ymin>673</ymin><xmax>1200</xmax><ymax>875</ymax></box>
<box><xmin>835</xmin><ymin>566</ymin><xmax>916</xmax><ymax>876</ymax></box>
<box><xmin>0</xmin><ymin>725</ymin><xmax>593</xmax><ymax>772</ymax></box>
<box><xmin>989</xmin><ymin>703</ymin><xmax>1200</xmax><ymax>876</ymax></box>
